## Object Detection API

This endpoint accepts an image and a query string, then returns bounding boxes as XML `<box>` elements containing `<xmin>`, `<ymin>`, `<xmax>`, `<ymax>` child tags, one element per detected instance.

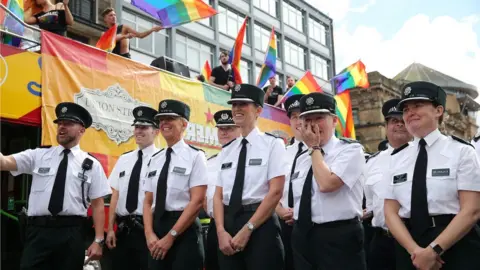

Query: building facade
<box><xmin>352</xmin><ymin>64</ymin><xmax>479</xmax><ymax>153</ymax></box>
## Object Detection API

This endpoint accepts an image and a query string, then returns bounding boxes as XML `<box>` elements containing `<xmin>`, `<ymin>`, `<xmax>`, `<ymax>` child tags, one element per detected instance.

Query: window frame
<box><xmin>217</xmin><ymin>5</ymin><xmax>249</xmax><ymax>43</ymax></box>
<box><xmin>175</xmin><ymin>32</ymin><xmax>214</xmax><ymax>73</ymax></box>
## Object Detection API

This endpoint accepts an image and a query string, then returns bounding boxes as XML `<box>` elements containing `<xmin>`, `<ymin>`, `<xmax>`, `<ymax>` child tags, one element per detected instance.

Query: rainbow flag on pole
<box><xmin>332</xmin><ymin>60</ymin><xmax>369</xmax><ymax>94</ymax></box>
<box><xmin>281</xmin><ymin>71</ymin><xmax>322</xmax><ymax>103</ymax></box>
<box><xmin>256</xmin><ymin>27</ymin><xmax>276</xmax><ymax>88</ymax></box>
<box><xmin>335</xmin><ymin>90</ymin><xmax>356</xmax><ymax>139</ymax></box>
<box><xmin>96</xmin><ymin>24</ymin><xmax>117</xmax><ymax>52</ymax></box>
<box><xmin>1</xmin><ymin>0</ymin><xmax>24</xmax><ymax>47</ymax></box>
<box><xmin>131</xmin><ymin>0</ymin><xmax>218</xmax><ymax>28</ymax></box>
<box><xmin>228</xmin><ymin>16</ymin><xmax>248</xmax><ymax>84</ymax></box>
<box><xmin>201</xmin><ymin>60</ymin><xmax>212</xmax><ymax>82</ymax></box>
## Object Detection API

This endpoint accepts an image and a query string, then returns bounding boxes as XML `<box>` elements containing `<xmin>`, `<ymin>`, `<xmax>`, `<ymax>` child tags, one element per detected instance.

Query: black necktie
<box><xmin>410</xmin><ymin>138</ymin><xmax>429</xmax><ymax>239</ymax></box>
<box><xmin>48</xmin><ymin>148</ymin><xmax>70</xmax><ymax>216</ymax></box>
<box><xmin>288</xmin><ymin>142</ymin><xmax>304</xmax><ymax>208</ymax></box>
<box><xmin>154</xmin><ymin>147</ymin><xmax>172</xmax><ymax>222</ymax></box>
<box><xmin>126</xmin><ymin>150</ymin><xmax>143</xmax><ymax>213</ymax></box>
<box><xmin>298</xmin><ymin>166</ymin><xmax>313</xmax><ymax>233</ymax></box>
<box><xmin>227</xmin><ymin>138</ymin><xmax>248</xmax><ymax>228</ymax></box>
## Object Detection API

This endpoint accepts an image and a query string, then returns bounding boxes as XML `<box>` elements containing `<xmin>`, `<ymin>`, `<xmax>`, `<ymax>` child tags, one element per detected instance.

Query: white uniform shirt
<box><xmin>364</xmin><ymin>146</ymin><xmax>394</xmax><ymax>229</ymax></box>
<box><xmin>206</xmin><ymin>154</ymin><xmax>219</xmax><ymax>217</ymax></box>
<box><xmin>109</xmin><ymin>144</ymin><xmax>158</xmax><ymax>216</ymax></box>
<box><xmin>143</xmin><ymin>139</ymin><xmax>208</xmax><ymax>211</ymax></box>
<box><xmin>383</xmin><ymin>129</ymin><xmax>480</xmax><ymax>218</ymax></box>
<box><xmin>216</xmin><ymin>128</ymin><xmax>287</xmax><ymax>205</ymax></box>
<box><xmin>281</xmin><ymin>138</ymin><xmax>304</xmax><ymax>208</ymax></box>
<box><xmin>11</xmin><ymin>145</ymin><xmax>112</xmax><ymax>217</ymax></box>
<box><xmin>470</xmin><ymin>137</ymin><xmax>480</xmax><ymax>158</ymax></box>
<box><xmin>292</xmin><ymin>136</ymin><xmax>365</xmax><ymax>224</ymax></box>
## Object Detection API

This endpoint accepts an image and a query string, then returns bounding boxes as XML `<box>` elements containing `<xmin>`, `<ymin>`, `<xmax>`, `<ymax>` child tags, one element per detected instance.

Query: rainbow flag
<box><xmin>96</xmin><ymin>24</ymin><xmax>117</xmax><ymax>52</ymax></box>
<box><xmin>332</xmin><ymin>60</ymin><xmax>369</xmax><ymax>94</ymax></box>
<box><xmin>256</xmin><ymin>27</ymin><xmax>276</xmax><ymax>88</ymax></box>
<box><xmin>335</xmin><ymin>90</ymin><xmax>356</xmax><ymax>139</ymax></box>
<box><xmin>281</xmin><ymin>71</ymin><xmax>322</xmax><ymax>103</ymax></box>
<box><xmin>228</xmin><ymin>16</ymin><xmax>248</xmax><ymax>84</ymax></box>
<box><xmin>131</xmin><ymin>0</ymin><xmax>218</xmax><ymax>28</ymax></box>
<box><xmin>1</xmin><ymin>0</ymin><xmax>24</xmax><ymax>47</ymax></box>
<box><xmin>201</xmin><ymin>60</ymin><xmax>212</xmax><ymax>82</ymax></box>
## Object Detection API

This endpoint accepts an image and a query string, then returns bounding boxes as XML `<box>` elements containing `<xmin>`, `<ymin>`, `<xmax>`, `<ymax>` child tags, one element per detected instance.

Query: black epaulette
<box><xmin>366</xmin><ymin>151</ymin><xmax>381</xmax><ymax>163</ymax></box>
<box><xmin>474</xmin><ymin>135</ymin><xmax>480</xmax><ymax>142</ymax></box>
<box><xmin>39</xmin><ymin>145</ymin><xmax>52</xmax><ymax>148</ymax></box>
<box><xmin>207</xmin><ymin>153</ymin><xmax>218</xmax><ymax>161</ymax></box>
<box><xmin>152</xmin><ymin>149</ymin><xmax>164</xmax><ymax>158</ymax></box>
<box><xmin>391</xmin><ymin>143</ymin><xmax>409</xmax><ymax>155</ymax></box>
<box><xmin>452</xmin><ymin>135</ymin><xmax>474</xmax><ymax>148</ymax></box>
<box><xmin>265</xmin><ymin>132</ymin><xmax>280</xmax><ymax>139</ymax></box>
<box><xmin>87</xmin><ymin>153</ymin><xmax>99</xmax><ymax>161</ymax></box>
<box><xmin>222</xmin><ymin>138</ymin><xmax>236</xmax><ymax>148</ymax></box>
<box><xmin>340</xmin><ymin>137</ymin><xmax>360</xmax><ymax>144</ymax></box>
<box><xmin>188</xmin><ymin>144</ymin><xmax>205</xmax><ymax>152</ymax></box>
<box><xmin>288</xmin><ymin>137</ymin><xmax>295</xmax><ymax>146</ymax></box>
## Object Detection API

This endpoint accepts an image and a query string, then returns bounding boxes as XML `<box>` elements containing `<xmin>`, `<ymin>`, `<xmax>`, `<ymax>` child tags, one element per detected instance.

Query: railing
<box><xmin>0</xmin><ymin>3</ymin><xmax>41</xmax><ymax>49</ymax></box>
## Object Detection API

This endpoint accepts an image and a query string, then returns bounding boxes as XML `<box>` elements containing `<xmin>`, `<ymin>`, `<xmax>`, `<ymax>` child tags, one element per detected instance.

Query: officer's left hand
<box><xmin>411</xmin><ymin>247</ymin><xmax>444</xmax><ymax>270</ymax></box>
<box><xmin>87</xmin><ymin>241</ymin><xmax>103</xmax><ymax>261</ymax></box>
<box><xmin>231</xmin><ymin>226</ymin><xmax>252</xmax><ymax>253</ymax></box>
<box><xmin>152</xmin><ymin>235</ymin><xmax>174</xmax><ymax>260</ymax></box>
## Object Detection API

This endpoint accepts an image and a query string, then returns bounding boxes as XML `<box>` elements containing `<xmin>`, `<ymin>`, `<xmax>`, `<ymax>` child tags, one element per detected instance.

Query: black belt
<box><xmin>373</xmin><ymin>227</ymin><xmax>394</xmax><ymax>238</ymax></box>
<box><xmin>28</xmin><ymin>215</ymin><xmax>86</xmax><ymax>227</ymax></box>
<box><xmin>224</xmin><ymin>203</ymin><xmax>261</xmax><ymax>213</ymax></box>
<box><xmin>312</xmin><ymin>217</ymin><xmax>360</xmax><ymax>228</ymax></box>
<box><xmin>116</xmin><ymin>214</ymin><xmax>143</xmax><ymax>223</ymax></box>
<box><xmin>401</xmin><ymin>214</ymin><xmax>455</xmax><ymax>229</ymax></box>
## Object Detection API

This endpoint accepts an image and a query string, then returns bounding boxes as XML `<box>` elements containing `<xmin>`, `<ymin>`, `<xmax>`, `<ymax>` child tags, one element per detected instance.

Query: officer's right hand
<box><xmin>146</xmin><ymin>232</ymin><xmax>159</xmax><ymax>253</ymax></box>
<box><xmin>106</xmin><ymin>230</ymin><xmax>116</xmax><ymax>249</ymax></box>
<box><xmin>218</xmin><ymin>230</ymin><xmax>235</xmax><ymax>256</ymax></box>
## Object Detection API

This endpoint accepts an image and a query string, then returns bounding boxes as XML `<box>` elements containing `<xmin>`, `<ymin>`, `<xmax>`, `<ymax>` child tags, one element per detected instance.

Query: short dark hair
<box><xmin>101</xmin><ymin>7</ymin><xmax>115</xmax><ymax>18</ymax></box>
<box><xmin>220</xmin><ymin>50</ymin><xmax>229</xmax><ymax>57</ymax></box>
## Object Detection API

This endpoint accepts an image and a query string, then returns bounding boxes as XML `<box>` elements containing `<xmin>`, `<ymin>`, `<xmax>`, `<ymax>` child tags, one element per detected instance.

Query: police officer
<box><xmin>384</xmin><ymin>81</ymin><xmax>480</xmax><ymax>270</ymax></box>
<box><xmin>275</xmin><ymin>94</ymin><xmax>304</xmax><ymax>270</ymax></box>
<box><xmin>213</xmin><ymin>84</ymin><xmax>287</xmax><ymax>270</ymax></box>
<box><xmin>106</xmin><ymin>106</ymin><xmax>160</xmax><ymax>270</ymax></box>
<box><xmin>143</xmin><ymin>99</ymin><xmax>208</xmax><ymax>270</ymax></box>
<box><xmin>204</xmin><ymin>109</ymin><xmax>241</xmax><ymax>270</ymax></box>
<box><xmin>290</xmin><ymin>92</ymin><xmax>367</xmax><ymax>270</ymax></box>
<box><xmin>364</xmin><ymin>98</ymin><xmax>412</xmax><ymax>270</ymax></box>
<box><xmin>0</xmin><ymin>102</ymin><xmax>112</xmax><ymax>269</ymax></box>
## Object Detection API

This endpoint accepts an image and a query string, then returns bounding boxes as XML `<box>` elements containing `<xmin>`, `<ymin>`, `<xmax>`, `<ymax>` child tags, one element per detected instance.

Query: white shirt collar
<box><xmin>413</xmin><ymin>129</ymin><xmax>441</xmax><ymax>147</ymax></box>
<box><xmin>321</xmin><ymin>135</ymin><xmax>338</xmax><ymax>155</ymax></box>
<box><xmin>58</xmin><ymin>144</ymin><xmax>81</xmax><ymax>157</ymax></box>
<box><xmin>138</xmin><ymin>143</ymin><xmax>157</xmax><ymax>157</ymax></box>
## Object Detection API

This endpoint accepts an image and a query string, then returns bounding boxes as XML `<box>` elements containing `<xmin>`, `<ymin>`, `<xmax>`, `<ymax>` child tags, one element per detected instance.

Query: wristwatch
<box><xmin>429</xmin><ymin>242</ymin><xmax>444</xmax><ymax>256</ymax></box>
<box><xmin>94</xmin><ymin>238</ymin><xmax>105</xmax><ymax>247</ymax></box>
<box><xmin>169</xmin><ymin>229</ymin><xmax>178</xmax><ymax>238</ymax></box>
<box><xmin>308</xmin><ymin>146</ymin><xmax>322</xmax><ymax>156</ymax></box>
<box><xmin>246</xmin><ymin>222</ymin><xmax>255</xmax><ymax>231</ymax></box>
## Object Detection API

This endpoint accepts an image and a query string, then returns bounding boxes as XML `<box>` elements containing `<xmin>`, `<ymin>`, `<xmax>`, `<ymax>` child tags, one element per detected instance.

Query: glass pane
<box><xmin>137</xmin><ymin>17</ymin><xmax>152</xmax><ymax>29</ymax></box>
<box><xmin>155</xmin><ymin>33</ymin><xmax>167</xmax><ymax>56</ymax></box>
<box><xmin>187</xmin><ymin>47</ymin><xmax>200</xmax><ymax>70</ymax></box>
<box><xmin>137</xmin><ymin>26</ymin><xmax>153</xmax><ymax>52</ymax></box>
<box><xmin>227</xmin><ymin>17</ymin><xmax>237</xmax><ymax>36</ymax></box>
<box><xmin>218</xmin><ymin>9</ymin><xmax>227</xmax><ymax>34</ymax></box>
<box><xmin>176</xmin><ymin>42</ymin><xmax>186</xmax><ymax>60</ymax></box>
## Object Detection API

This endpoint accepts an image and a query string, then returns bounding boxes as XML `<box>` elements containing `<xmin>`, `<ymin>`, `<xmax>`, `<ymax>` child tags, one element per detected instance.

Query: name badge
<box><xmin>173</xmin><ymin>167</ymin><xmax>187</xmax><ymax>174</ymax></box>
<box><xmin>432</xmin><ymin>168</ymin><xmax>450</xmax><ymax>177</ymax></box>
<box><xmin>77</xmin><ymin>172</ymin><xmax>88</xmax><ymax>181</ymax></box>
<box><xmin>148</xmin><ymin>170</ymin><xmax>157</xmax><ymax>178</ymax></box>
<box><xmin>119</xmin><ymin>171</ymin><xmax>125</xmax><ymax>178</ymax></box>
<box><xmin>291</xmin><ymin>171</ymin><xmax>300</xmax><ymax>180</ymax></box>
<box><xmin>249</xmin><ymin>158</ymin><xmax>262</xmax><ymax>166</ymax></box>
<box><xmin>221</xmin><ymin>162</ymin><xmax>232</xmax><ymax>170</ymax></box>
<box><xmin>38</xmin><ymin>167</ymin><xmax>50</xmax><ymax>174</ymax></box>
<box><xmin>393</xmin><ymin>173</ymin><xmax>407</xmax><ymax>184</ymax></box>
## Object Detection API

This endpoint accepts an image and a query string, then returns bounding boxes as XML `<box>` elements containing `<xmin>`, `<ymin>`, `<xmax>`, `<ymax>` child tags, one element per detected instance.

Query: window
<box><xmin>197</xmin><ymin>0</ymin><xmax>213</xmax><ymax>27</ymax></box>
<box><xmin>253</xmin><ymin>23</ymin><xmax>281</xmax><ymax>59</ymax></box>
<box><xmin>175</xmin><ymin>32</ymin><xmax>213</xmax><ymax>72</ymax></box>
<box><xmin>218</xmin><ymin>5</ymin><xmax>248</xmax><ymax>42</ymax></box>
<box><xmin>308</xmin><ymin>17</ymin><xmax>327</xmax><ymax>45</ymax></box>
<box><xmin>282</xmin><ymin>2</ymin><xmax>303</xmax><ymax>32</ymax></box>
<box><xmin>122</xmin><ymin>11</ymin><xmax>168</xmax><ymax>56</ymax></box>
<box><xmin>253</xmin><ymin>0</ymin><xmax>277</xmax><ymax>17</ymax></box>
<box><xmin>255</xmin><ymin>65</ymin><xmax>283</xmax><ymax>89</ymax></box>
<box><xmin>284</xmin><ymin>39</ymin><xmax>305</xmax><ymax>69</ymax></box>
<box><xmin>352</xmin><ymin>108</ymin><xmax>360</xmax><ymax>125</ymax></box>
<box><xmin>311</xmin><ymin>53</ymin><xmax>329</xmax><ymax>80</ymax></box>
<box><xmin>240</xmin><ymin>59</ymin><xmax>251</xmax><ymax>84</ymax></box>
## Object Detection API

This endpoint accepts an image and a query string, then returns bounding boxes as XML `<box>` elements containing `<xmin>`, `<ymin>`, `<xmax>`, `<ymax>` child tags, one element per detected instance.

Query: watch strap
<box><xmin>430</xmin><ymin>242</ymin><xmax>444</xmax><ymax>256</ymax></box>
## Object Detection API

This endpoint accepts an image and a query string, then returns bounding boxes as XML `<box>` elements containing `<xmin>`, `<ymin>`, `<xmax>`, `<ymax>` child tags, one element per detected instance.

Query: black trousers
<box><xmin>205</xmin><ymin>219</ymin><xmax>219</xmax><ymax>270</ymax></box>
<box><xmin>149</xmin><ymin>212</ymin><xmax>203</xmax><ymax>270</ymax></box>
<box><xmin>367</xmin><ymin>228</ymin><xmax>395</xmax><ymax>270</ymax></box>
<box><xmin>292</xmin><ymin>218</ymin><xmax>367</xmax><ymax>270</ymax></box>
<box><xmin>218</xmin><ymin>211</ymin><xmax>284</xmax><ymax>270</ymax></box>
<box><xmin>395</xmin><ymin>224</ymin><xmax>480</xmax><ymax>269</ymax></box>
<box><xmin>20</xmin><ymin>225</ymin><xmax>85</xmax><ymax>270</ymax></box>
<box><xmin>280</xmin><ymin>220</ymin><xmax>295</xmax><ymax>270</ymax></box>
<box><xmin>112</xmin><ymin>225</ymin><xmax>149</xmax><ymax>270</ymax></box>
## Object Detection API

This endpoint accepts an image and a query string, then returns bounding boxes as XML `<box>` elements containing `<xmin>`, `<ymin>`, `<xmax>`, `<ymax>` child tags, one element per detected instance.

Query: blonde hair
<box><xmin>24</xmin><ymin>0</ymin><xmax>51</xmax><ymax>15</ymax></box>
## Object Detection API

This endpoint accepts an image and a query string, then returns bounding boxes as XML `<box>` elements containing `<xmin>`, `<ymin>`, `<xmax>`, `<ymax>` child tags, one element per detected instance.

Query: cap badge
<box><xmin>404</xmin><ymin>87</ymin><xmax>412</xmax><ymax>96</ymax></box>
<box><xmin>289</xmin><ymin>100</ymin><xmax>300</xmax><ymax>110</ymax></box>
<box><xmin>160</xmin><ymin>101</ymin><xmax>167</xmax><ymax>109</ymax></box>
<box><xmin>388</xmin><ymin>106</ymin><xmax>397</xmax><ymax>113</ymax></box>
<box><xmin>137</xmin><ymin>110</ymin><xmax>143</xmax><ymax>117</ymax></box>
<box><xmin>306</xmin><ymin>97</ymin><xmax>314</xmax><ymax>106</ymax></box>
<box><xmin>61</xmin><ymin>107</ymin><xmax>68</xmax><ymax>114</ymax></box>
<box><xmin>234</xmin><ymin>84</ymin><xmax>241</xmax><ymax>92</ymax></box>
<box><xmin>221</xmin><ymin>113</ymin><xmax>229</xmax><ymax>120</ymax></box>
